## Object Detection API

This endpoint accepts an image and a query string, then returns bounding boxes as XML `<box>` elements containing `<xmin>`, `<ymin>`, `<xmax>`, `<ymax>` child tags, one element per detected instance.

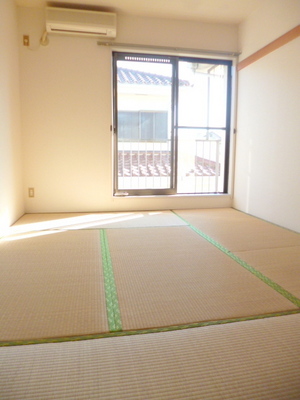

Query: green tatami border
<box><xmin>100</xmin><ymin>229</ymin><xmax>122</xmax><ymax>332</ymax></box>
<box><xmin>172</xmin><ymin>211</ymin><xmax>300</xmax><ymax>308</ymax></box>
<box><xmin>1</xmin><ymin>309</ymin><xmax>300</xmax><ymax>347</ymax></box>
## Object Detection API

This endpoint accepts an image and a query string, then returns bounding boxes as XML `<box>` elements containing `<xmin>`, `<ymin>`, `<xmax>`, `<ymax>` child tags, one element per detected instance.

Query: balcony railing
<box><xmin>117</xmin><ymin>139</ymin><xmax>222</xmax><ymax>193</ymax></box>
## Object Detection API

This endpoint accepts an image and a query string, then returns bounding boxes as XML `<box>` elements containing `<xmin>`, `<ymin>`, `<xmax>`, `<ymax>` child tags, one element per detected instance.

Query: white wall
<box><xmin>234</xmin><ymin>0</ymin><xmax>300</xmax><ymax>232</ymax></box>
<box><xmin>0</xmin><ymin>1</ymin><xmax>24</xmax><ymax>234</ymax></box>
<box><xmin>18</xmin><ymin>9</ymin><xmax>238</xmax><ymax>213</ymax></box>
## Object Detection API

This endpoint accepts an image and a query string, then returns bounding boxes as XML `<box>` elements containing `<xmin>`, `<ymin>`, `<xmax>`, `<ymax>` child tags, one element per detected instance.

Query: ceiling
<box><xmin>14</xmin><ymin>0</ymin><xmax>264</xmax><ymax>24</ymax></box>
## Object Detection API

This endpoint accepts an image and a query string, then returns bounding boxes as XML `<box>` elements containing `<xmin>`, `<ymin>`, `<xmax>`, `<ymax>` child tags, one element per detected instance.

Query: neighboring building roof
<box><xmin>117</xmin><ymin>68</ymin><xmax>190</xmax><ymax>86</ymax></box>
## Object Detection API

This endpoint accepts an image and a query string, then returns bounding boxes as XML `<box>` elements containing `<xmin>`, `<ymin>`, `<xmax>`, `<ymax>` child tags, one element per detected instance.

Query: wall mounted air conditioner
<box><xmin>45</xmin><ymin>7</ymin><xmax>117</xmax><ymax>38</ymax></box>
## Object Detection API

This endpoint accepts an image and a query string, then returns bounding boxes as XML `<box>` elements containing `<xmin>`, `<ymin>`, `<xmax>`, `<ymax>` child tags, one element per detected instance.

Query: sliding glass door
<box><xmin>177</xmin><ymin>59</ymin><xmax>231</xmax><ymax>193</ymax></box>
<box><xmin>113</xmin><ymin>53</ymin><xmax>232</xmax><ymax>196</ymax></box>
<box><xmin>113</xmin><ymin>53</ymin><xmax>176</xmax><ymax>195</ymax></box>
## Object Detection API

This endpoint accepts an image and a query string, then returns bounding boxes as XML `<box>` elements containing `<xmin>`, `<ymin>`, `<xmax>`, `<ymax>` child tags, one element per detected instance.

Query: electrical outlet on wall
<box><xmin>28</xmin><ymin>188</ymin><xmax>34</xmax><ymax>198</ymax></box>
<box><xmin>23</xmin><ymin>35</ymin><xmax>30</xmax><ymax>46</ymax></box>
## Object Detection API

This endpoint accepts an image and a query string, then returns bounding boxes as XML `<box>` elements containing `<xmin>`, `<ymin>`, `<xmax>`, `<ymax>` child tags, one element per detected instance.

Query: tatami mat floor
<box><xmin>1</xmin><ymin>314</ymin><xmax>300</xmax><ymax>399</ymax></box>
<box><xmin>0</xmin><ymin>208</ymin><xmax>299</xmax><ymax>399</ymax></box>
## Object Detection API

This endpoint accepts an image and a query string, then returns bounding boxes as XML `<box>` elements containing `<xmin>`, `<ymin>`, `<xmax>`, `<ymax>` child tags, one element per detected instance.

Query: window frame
<box><xmin>112</xmin><ymin>51</ymin><xmax>233</xmax><ymax>196</ymax></box>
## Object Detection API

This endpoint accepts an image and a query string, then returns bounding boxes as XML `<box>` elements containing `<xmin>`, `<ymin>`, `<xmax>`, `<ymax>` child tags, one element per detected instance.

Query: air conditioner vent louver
<box><xmin>46</xmin><ymin>7</ymin><xmax>117</xmax><ymax>38</ymax></box>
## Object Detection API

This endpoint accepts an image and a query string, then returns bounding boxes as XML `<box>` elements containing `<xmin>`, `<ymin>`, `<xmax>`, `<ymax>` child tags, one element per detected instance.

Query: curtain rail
<box><xmin>98</xmin><ymin>41</ymin><xmax>240</xmax><ymax>58</ymax></box>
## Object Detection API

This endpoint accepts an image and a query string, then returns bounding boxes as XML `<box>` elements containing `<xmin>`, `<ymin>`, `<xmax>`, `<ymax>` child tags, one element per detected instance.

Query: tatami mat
<box><xmin>1</xmin><ymin>207</ymin><xmax>299</xmax><ymax>345</ymax></box>
<box><xmin>175</xmin><ymin>208</ymin><xmax>300</xmax><ymax>251</ymax></box>
<box><xmin>1</xmin><ymin>208</ymin><xmax>300</xmax><ymax>398</ymax></box>
<box><xmin>0</xmin><ymin>230</ymin><xmax>108</xmax><ymax>341</ymax></box>
<box><xmin>235</xmin><ymin>246</ymin><xmax>300</xmax><ymax>297</ymax></box>
<box><xmin>1</xmin><ymin>314</ymin><xmax>300</xmax><ymax>399</ymax></box>
<box><xmin>107</xmin><ymin>226</ymin><xmax>297</xmax><ymax>331</ymax></box>
<box><xmin>175</xmin><ymin>208</ymin><xmax>300</xmax><ymax>298</ymax></box>
<box><xmin>8</xmin><ymin>210</ymin><xmax>186</xmax><ymax>236</ymax></box>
